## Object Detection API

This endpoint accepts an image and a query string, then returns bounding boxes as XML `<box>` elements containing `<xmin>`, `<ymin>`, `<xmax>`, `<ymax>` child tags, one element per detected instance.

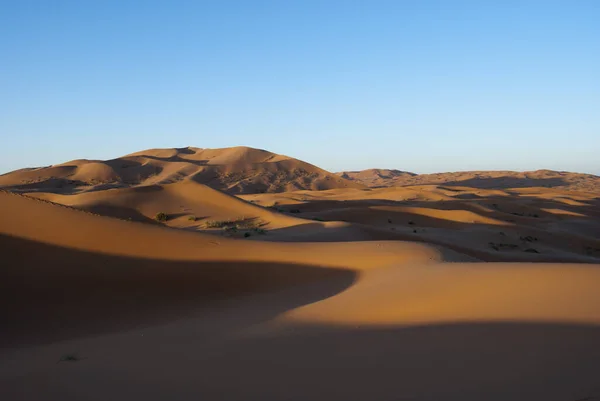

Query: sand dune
<box><xmin>338</xmin><ymin>168</ymin><xmax>600</xmax><ymax>193</ymax></box>
<box><xmin>27</xmin><ymin>179</ymin><xmax>308</xmax><ymax>230</ymax></box>
<box><xmin>2</xmin><ymin>146</ymin><xmax>600</xmax><ymax>401</ymax></box>
<box><xmin>241</xmin><ymin>185</ymin><xmax>600</xmax><ymax>262</ymax></box>
<box><xmin>338</xmin><ymin>168</ymin><xmax>417</xmax><ymax>186</ymax></box>
<box><xmin>0</xmin><ymin>191</ymin><xmax>451</xmax><ymax>346</ymax></box>
<box><xmin>0</xmin><ymin>146</ymin><xmax>362</xmax><ymax>194</ymax></box>
<box><xmin>1</xmin><ymin>191</ymin><xmax>599</xmax><ymax>400</ymax></box>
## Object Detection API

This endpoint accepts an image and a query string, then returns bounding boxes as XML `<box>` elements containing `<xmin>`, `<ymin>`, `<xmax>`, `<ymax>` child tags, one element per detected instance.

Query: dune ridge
<box><xmin>0</xmin><ymin>146</ymin><xmax>363</xmax><ymax>195</ymax></box>
<box><xmin>338</xmin><ymin>168</ymin><xmax>600</xmax><ymax>193</ymax></box>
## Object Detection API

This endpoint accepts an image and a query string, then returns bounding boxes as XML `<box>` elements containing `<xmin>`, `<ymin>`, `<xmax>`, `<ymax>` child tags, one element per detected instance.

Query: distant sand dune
<box><xmin>0</xmin><ymin>146</ymin><xmax>363</xmax><ymax>194</ymax></box>
<box><xmin>242</xmin><ymin>185</ymin><xmax>600</xmax><ymax>262</ymax></box>
<box><xmin>339</xmin><ymin>168</ymin><xmax>600</xmax><ymax>193</ymax></box>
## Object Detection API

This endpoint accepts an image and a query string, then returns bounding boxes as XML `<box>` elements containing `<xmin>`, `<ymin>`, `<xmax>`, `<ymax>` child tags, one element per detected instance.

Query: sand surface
<box><xmin>2</xmin><ymin>147</ymin><xmax>600</xmax><ymax>400</ymax></box>
<box><xmin>0</xmin><ymin>146</ymin><xmax>362</xmax><ymax>194</ymax></box>
<box><xmin>338</xmin><ymin>168</ymin><xmax>600</xmax><ymax>193</ymax></box>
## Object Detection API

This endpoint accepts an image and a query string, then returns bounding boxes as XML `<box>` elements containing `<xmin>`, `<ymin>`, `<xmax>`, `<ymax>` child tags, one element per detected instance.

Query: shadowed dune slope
<box><xmin>0</xmin><ymin>191</ymin><xmax>449</xmax><ymax>346</ymax></box>
<box><xmin>0</xmin><ymin>146</ymin><xmax>363</xmax><ymax>194</ymax></box>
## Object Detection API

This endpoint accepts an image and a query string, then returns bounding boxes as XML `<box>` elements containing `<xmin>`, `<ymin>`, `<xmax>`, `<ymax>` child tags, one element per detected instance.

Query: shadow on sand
<box><xmin>0</xmin><ymin>233</ymin><xmax>356</xmax><ymax>348</ymax></box>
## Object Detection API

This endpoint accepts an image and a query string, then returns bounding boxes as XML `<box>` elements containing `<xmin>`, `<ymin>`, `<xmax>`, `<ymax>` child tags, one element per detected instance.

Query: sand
<box><xmin>2</xmin><ymin>147</ymin><xmax>600</xmax><ymax>401</ymax></box>
<box><xmin>0</xmin><ymin>146</ymin><xmax>363</xmax><ymax>194</ymax></box>
<box><xmin>339</xmin><ymin>168</ymin><xmax>600</xmax><ymax>193</ymax></box>
<box><xmin>241</xmin><ymin>185</ymin><xmax>600</xmax><ymax>262</ymax></box>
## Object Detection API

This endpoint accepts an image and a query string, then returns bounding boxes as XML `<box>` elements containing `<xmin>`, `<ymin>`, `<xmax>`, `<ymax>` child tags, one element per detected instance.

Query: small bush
<box><xmin>155</xmin><ymin>212</ymin><xmax>168</xmax><ymax>222</ymax></box>
<box><xmin>244</xmin><ymin>232</ymin><xmax>251</xmax><ymax>238</ymax></box>
<box><xmin>188</xmin><ymin>215</ymin><xmax>197</xmax><ymax>221</ymax></box>
<box><xmin>313</xmin><ymin>217</ymin><xmax>325</xmax><ymax>222</ymax></box>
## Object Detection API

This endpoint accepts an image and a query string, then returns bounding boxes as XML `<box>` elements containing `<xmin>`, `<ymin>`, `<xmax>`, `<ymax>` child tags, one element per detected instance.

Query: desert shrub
<box><xmin>188</xmin><ymin>215</ymin><xmax>197</xmax><ymax>221</ymax></box>
<box><xmin>204</xmin><ymin>219</ymin><xmax>238</xmax><ymax>228</ymax></box>
<box><xmin>155</xmin><ymin>212</ymin><xmax>168</xmax><ymax>222</ymax></box>
<box><xmin>205</xmin><ymin>217</ymin><xmax>265</xmax><ymax>230</ymax></box>
<box><xmin>244</xmin><ymin>232</ymin><xmax>251</xmax><ymax>238</ymax></box>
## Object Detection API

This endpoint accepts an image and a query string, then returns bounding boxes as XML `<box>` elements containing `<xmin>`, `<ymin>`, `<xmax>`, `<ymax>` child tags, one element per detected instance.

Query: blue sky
<box><xmin>1</xmin><ymin>0</ymin><xmax>599</xmax><ymax>174</ymax></box>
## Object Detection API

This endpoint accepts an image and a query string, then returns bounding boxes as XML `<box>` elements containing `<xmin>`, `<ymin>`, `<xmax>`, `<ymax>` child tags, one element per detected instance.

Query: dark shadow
<box><xmin>441</xmin><ymin>176</ymin><xmax>571</xmax><ymax>189</ymax></box>
<box><xmin>0</xmin><ymin>234</ymin><xmax>355</xmax><ymax>349</ymax></box>
<box><xmin>176</xmin><ymin>147</ymin><xmax>196</xmax><ymax>155</ymax></box>
<box><xmin>169</xmin><ymin>321</ymin><xmax>600</xmax><ymax>401</ymax></box>
<box><xmin>161</xmin><ymin>212</ymin><xmax>191</xmax><ymax>220</ymax></box>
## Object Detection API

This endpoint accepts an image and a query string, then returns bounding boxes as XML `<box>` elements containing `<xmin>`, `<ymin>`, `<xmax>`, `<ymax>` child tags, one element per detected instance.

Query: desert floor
<box><xmin>2</xmin><ymin>170</ymin><xmax>600</xmax><ymax>400</ymax></box>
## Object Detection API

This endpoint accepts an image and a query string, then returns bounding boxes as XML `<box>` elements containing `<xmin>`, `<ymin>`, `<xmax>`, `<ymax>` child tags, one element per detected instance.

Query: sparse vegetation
<box><xmin>155</xmin><ymin>212</ymin><xmax>168</xmax><ymax>222</ymax></box>
<box><xmin>188</xmin><ymin>215</ymin><xmax>197</xmax><ymax>221</ymax></box>
<box><xmin>204</xmin><ymin>217</ymin><xmax>266</xmax><ymax>230</ymax></box>
<box><xmin>520</xmin><ymin>235</ymin><xmax>538</xmax><ymax>242</ymax></box>
<box><xmin>244</xmin><ymin>232</ymin><xmax>251</xmax><ymax>237</ymax></box>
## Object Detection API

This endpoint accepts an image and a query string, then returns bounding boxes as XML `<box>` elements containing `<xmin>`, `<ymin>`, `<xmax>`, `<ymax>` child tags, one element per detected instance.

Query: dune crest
<box><xmin>0</xmin><ymin>146</ymin><xmax>362</xmax><ymax>194</ymax></box>
<box><xmin>338</xmin><ymin>168</ymin><xmax>600</xmax><ymax>193</ymax></box>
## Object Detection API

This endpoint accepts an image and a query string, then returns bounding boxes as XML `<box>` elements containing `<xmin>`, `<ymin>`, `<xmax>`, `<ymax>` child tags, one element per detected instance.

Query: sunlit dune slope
<box><xmin>241</xmin><ymin>185</ymin><xmax>600</xmax><ymax>262</ymax></box>
<box><xmin>0</xmin><ymin>146</ymin><xmax>363</xmax><ymax>194</ymax></box>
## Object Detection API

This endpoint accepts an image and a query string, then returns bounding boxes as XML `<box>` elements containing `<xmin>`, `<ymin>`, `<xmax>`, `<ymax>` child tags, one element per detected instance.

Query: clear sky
<box><xmin>1</xmin><ymin>0</ymin><xmax>599</xmax><ymax>175</ymax></box>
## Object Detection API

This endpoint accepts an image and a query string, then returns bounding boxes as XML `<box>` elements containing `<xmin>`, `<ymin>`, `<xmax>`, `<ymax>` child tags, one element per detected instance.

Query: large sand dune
<box><xmin>2</xmin><ymin>147</ymin><xmax>600</xmax><ymax>400</ymax></box>
<box><xmin>0</xmin><ymin>146</ymin><xmax>362</xmax><ymax>194</ymax></box>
